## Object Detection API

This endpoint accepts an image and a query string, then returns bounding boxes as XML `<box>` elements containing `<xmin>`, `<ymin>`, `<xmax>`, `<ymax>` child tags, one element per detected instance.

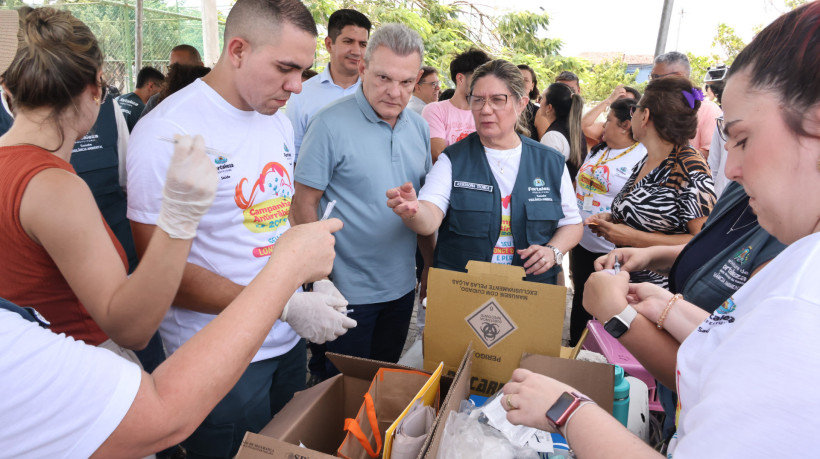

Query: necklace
<box><xmin>495</xmin><ymin>148</ymin><xmax>517</xmax><ymax>174</ymax></box>
<box><xmin>727</xmin><ymin>204</ymin><xmax>756</xmax><ymax>234</ymax></box>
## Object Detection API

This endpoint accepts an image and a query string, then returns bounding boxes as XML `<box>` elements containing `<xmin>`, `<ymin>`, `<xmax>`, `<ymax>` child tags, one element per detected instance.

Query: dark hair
<box><xmin>170</xmin><ymin>44</ymin><xmax>202</xmax><ymax>65</ymax></box>
<box><xmin>590</xmin><ymin>98</ymin><xmax>638</xmax><ymax>155</ymax></box>
<box><xmin>555</xmin><ymin>70</ymin><xmax>579</xmax><ymax>83</ymax></box>
<box><xmin>471</xmin><ymin>59</ymin><xmax>530</xmax><ymax>138</ymax></box>
<box><xmin>728</xmin><ymin>2</ymin><xmax>820</xmax><ymax>140</ymax></box>
<box><xmin>419</xmin><ymin>65</ymin><xmax>438</xmax><ymax>82</ymax></box>
<box><xmin>4</xmin><ymin>7</ymin><xmax>102</xmax><ymax>150</ymax></box>
<box><xmin>640</xmin><ymin>76</ymin><xmax>699</xmax><ymax>146</ymax></box>
<box><xmin>439</xmin><ymin>88</ymin><xmax>455</xmax><ymax>101</ymax></box>
<box><xmin>158</xmin><ymin>63</ymin><xmax>211</xmax><ymax>104</ymax></box>
<box><xmin>136</xmin><ymin>66</ymin><xmax>164</xmax><ymax>88</ymax></box>
<box><xmin>301</xmin><ymin>68</ymin><xmax>318</xmax><ymax>81</ymax></box>
<box><xmin>705</xmin><ymin>80</ymin><xmax>725</xmax><ymax>106</ymax></box>
<box><xmin>624</xmin><ymin>86</ymin><xmax>641</xmax><ymax>100</ymax></box>
<box><xmin>449</xmin><ymin>47</ymin><xmax>491</xmax><ymax>82</ymax></box>
<box><xmin>327</xmin><ymin>8</ymin><xmax>371</xmax><ymax>42</ymax></box>
<box><xmin>544</xmin><ymin>82</ymin><xmax>585</xmax><ymax>169</ymax></box>
<box><xmin>224</xmin><ymin>0</ymin><xmax>318</xmax><ymax>46</ymax></box>
<box><xmin>517</xmin><ymin>64</ymin><xmax>539</xmax><ymax>100</ymax></box>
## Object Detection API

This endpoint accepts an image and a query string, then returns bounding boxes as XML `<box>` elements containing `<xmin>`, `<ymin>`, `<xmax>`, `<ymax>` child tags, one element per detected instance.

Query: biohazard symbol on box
<box><xmin>465</xmin><ymin>298</ymin><xmax>518</xmax><ymax>349</ymax></box>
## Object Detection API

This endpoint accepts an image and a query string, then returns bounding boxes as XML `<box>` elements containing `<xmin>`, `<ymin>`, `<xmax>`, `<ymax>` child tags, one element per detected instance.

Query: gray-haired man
<box><xmin>291</xmin><ymin>24</ymin><xmax>433</xmax><ymax>377</ymax></box>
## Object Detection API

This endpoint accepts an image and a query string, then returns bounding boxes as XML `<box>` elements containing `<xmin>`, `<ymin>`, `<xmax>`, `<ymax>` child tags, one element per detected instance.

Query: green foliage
<box><xmin>580</xmin><ymin>60</ymin><xmax>639</xmax><ymax>103</ymax></box>
<box><xmin>711</xmin><ymin>23</ymin><xmax>745</xmax><ymax>65</ymax></box>
<box><xmin>496</xmin><ymin>11</ymin><xmax>562</xmax><ymax>57</ymax></box>
<box><xmin>686</xmin><ymin>52</ymin><xmax>712</xmax><ymax>86</ymax></box>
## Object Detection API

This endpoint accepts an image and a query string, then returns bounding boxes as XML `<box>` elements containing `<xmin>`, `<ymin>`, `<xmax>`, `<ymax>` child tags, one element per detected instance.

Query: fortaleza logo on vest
<box><xmin>733</xmin><ymin>246</ymin><xmax>752</xmax><ymax>265</ymax></box>
<box><xmin>533</xmin><ymin>177</ymin><xmax>545</xmax><ymax>187</ymax></box>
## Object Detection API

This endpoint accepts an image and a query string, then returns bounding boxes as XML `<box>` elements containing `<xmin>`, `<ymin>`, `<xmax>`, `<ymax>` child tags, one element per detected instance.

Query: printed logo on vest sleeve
<box><xmin>465</xmin><ymin>298</ymin><xmax>517</xmax><ymax>348</ymax></box>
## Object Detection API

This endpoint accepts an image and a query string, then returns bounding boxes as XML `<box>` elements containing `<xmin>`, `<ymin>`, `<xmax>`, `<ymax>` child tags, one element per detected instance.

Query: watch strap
<box><xmin>546</xmin><ymin>391</ymin><xmax>593</xmax><ymax>429</ymax></box>
<box><xmin>545</xmin><ymin>244</ymin><xmax>562</xmax><ymax>263</ymax></box>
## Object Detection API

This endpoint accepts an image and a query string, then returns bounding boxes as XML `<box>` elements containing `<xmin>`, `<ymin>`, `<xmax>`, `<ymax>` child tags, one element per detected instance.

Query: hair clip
<box><xmin>681</xmin><ymin>88</ymin><xmax>704</xmax><ymax>109</ymax></box>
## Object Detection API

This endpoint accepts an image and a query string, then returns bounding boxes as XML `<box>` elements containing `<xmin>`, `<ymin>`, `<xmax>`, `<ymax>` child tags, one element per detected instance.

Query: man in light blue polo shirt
<box><xmin>286</xmin><ymin>8</ymin><xmax>371</xmax><ymax>163</ymax></box>
<box><xmin>292</xmin><ymin>24</ymin><xmax>433</xmax><ymax>378</ymax></box>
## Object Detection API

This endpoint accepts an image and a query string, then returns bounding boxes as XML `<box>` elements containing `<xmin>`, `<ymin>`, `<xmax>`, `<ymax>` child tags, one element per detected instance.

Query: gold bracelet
<box><xmin>657</xmin><ymin>293</ymin><xmax>682</xmax><ymax>330</ymax></box>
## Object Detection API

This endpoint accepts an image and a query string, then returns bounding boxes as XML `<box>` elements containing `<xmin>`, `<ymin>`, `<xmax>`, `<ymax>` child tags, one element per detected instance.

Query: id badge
<box><xmin>583</xmin><ymin>194</ymin><xmax>594</xmax><ymax>211</ymax></box>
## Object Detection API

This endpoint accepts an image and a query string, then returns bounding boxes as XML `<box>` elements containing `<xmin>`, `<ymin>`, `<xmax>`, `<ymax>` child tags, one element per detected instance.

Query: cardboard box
<box><xmin>424</xmin><ymin>261</ymin><xmax>567</xmax><ymax>397</ymax></box>
<box><xmin>235</xmin><ymin>352</ymin><xmax>464</xmax><ymax>459</ymax></box>
<box><xmin>422</xmin><ymin>351</ymin><xmax>614</xmax><ymax>458</ymax></box>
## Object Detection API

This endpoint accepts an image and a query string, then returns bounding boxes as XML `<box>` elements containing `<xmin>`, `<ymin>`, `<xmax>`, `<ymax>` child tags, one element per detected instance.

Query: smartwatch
<box><xmin>545</xmin><ymin>244</ymin><xmax>563</xmax><ymax>265</ymax></box>
<box><xmin>546</xmin><ymin>391</ymin><xmax>593</xmax><ymax>430</ymax></box>
<box><xmin>603</xmin><ymin>304</ymin><xmax>638</xmax><ymax>338</ymax></box>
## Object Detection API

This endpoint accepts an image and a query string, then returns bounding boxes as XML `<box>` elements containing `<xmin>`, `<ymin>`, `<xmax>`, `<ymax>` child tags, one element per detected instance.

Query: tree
<box><xmin>711</xmin><ymin>23</ymin><xmax>745</xmax><ymax>65</ymax></box>
<box><xmin>580</xmin><ymin>60</ymin><xmax>639</xmax><ymax>103</ymax></box>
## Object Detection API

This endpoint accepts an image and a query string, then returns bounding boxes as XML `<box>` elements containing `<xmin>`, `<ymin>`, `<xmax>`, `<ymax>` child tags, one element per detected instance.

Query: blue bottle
<box><xmin>612</xmin><ymin>364</ymin><xmax>630</xmax><ymax>426</ymax></box>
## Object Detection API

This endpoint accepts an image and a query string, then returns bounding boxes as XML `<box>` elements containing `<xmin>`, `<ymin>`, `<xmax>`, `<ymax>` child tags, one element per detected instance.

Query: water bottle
<box><xmin>613</xmin><ymin>364</ymin><xmax>630</xmax><ymax>426</ymax></box>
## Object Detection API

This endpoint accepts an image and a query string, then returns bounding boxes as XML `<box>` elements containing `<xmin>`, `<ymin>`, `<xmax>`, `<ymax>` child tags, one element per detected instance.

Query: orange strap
<box><xmin>343</xmin><ymin>392</ymin><xmax>382</xmax><ymax>458</ymax></box>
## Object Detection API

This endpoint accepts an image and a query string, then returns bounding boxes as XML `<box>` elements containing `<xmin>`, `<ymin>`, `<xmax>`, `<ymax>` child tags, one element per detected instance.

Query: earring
<box><xmin>93</xmin><ymin>96</ymin><xmax>101</xmax><ymax>105</ymax></box>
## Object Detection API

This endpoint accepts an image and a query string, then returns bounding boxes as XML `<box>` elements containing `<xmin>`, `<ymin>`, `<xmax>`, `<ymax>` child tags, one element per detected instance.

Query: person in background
<box><xmin>292</xmin><ymin>24</ymin><xmax>433</xmax><ymax>380</ymax></box>
<box><xmin>650</xmin><ymin>51</ymin><xmax>722</xmax><ymax>159</ymax></box>
<box><xmin>126</xmin><ymin>0</ymin><xmax>355</xmax><ymax>456</ymax></box>
<box><xmin>286</xmin><ymin>8</ymin><xmax>371</xmax><ymax>163</ymax></box>
<box><xmin>503</xmin><ymin>6</ymin><xmax>820</xmax><ymax>456</ymax></box>
<box><xmin>555</xmin><ymin>70</ymin><xmax>581</xmax><ymax>94</ymax></box>
<box><xmin>301</xmin><ymin>68</ymin><xmax>318</xmax><ymax>82</ymax></box>
<box><xmin>408</xmin><ymin>65</ymin><xmax>439</xmax><ymax>115</ymax></box>
<box><xmin>535</xmin><ymin>82</ymin><xmax>586</xmax><ymax>180</ymax></box>
<box><xmin>387</xmin><ymin>59</ymin><xmax>582</xmax><ymax>286</ymax></box>
<box><xmin>581</xmin><ymin>84</ymin><xmax>641</xmax><ymax>146</ymax></box>
<box><xmin>568</xmin><ymin>97</ymin><xmax>646</xmax><ymax>346</ymax></box>
<box><xmin>517</xmin><ymin>64</ymin><xmax>540</xmax><ymax>141</ymax></box>
<box><xmin>140</xmin><ymin>44</ymin><xmax>205</xmax><ymax>119</ymax></box>
<box><xmin>422</xmin><ymin>47</ymin><xmax>491</xmax><ymax>162</ymax></box>
<box><xmin>116</xmin><ymin>66</ymin><xmax>164</xmax><ymax>132</ymax></box>
<box><xmin>438</xmin><ymin>87</ymin><xmax>454</xmax><ymax>101</ymax></box>
<box><xmin>154</xmin><ymin>63</ymin><xmax>212</xmax><ymax>107</ymax></box>
<box><xmin>586</xmin><ymin>76</ymin><xmax>716</xmax><ymax>289</ymax></box>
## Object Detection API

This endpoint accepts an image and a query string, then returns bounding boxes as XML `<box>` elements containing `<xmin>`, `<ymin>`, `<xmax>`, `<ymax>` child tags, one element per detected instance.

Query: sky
<box><xmin>477</xmin><ymin>0</ymin><xmax>788</xmax><ymax>59</ymax></box>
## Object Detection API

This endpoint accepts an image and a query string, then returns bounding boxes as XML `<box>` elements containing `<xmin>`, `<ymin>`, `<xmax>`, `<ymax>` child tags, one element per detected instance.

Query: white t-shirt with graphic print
<box><xmin>126</xmin><ymin>79</ymin><xmax>300</xmax><ymax>362</ymax></box>
<box><xmin>669</xmin><ymin>231</ymin><xmax>820</xmax><ymax>457</ymax></box>
<box><xmin>419</xmin><ymin>143</ymin><xmax>581</xmax><ymax>265</ymax></box>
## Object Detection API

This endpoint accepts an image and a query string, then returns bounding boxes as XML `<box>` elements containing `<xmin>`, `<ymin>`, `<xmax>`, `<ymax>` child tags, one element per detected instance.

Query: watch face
<box><xmin>604</xmin><ymin>317</ymin><xmax>629</xmax><ymax>338</ymax></box>
<box><xmin>546</xmin><ymin>391</ymin><xmax>576</xmax><ymax>424</ymax></box>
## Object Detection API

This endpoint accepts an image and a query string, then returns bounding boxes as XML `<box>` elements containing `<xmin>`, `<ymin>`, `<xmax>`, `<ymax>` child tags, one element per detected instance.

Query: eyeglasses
<box><xmin>649</xmin><ymin>71</ymin><xmax>680</xmax><ymax>80</ymax></box>
<box><xmin>418</xmin><ymin>80</ymin><xmax>440</xmax><ymax>89</ymax></box>
<box><xmin>716</xmin><ymin>115</ymin><xmax>727</xmax><ymax>141</ymax></box>
<box><xmin>468</xmin><ymin>94</ymin><xmax>510</xmax><ymax>111</ymax></box>
<box><xmin>628</xmin><ymin>104</ymin><xmax>642</xmax><ymax>119</ymax></box>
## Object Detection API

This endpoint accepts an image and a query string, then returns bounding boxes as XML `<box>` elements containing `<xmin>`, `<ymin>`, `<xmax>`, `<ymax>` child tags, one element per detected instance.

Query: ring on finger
<box><xmin>505</xmin><ymin>394</ymin><xmax>514</xmax><ymax>410</ymax></box>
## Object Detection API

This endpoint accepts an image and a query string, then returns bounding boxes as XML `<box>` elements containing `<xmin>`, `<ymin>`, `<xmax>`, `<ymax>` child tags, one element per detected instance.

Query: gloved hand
<box><xmin>157</xmin><ymin>134</ymin><xmax>218</xmax><ymax>239</ymax></box>
<box><xmin>312</xmin><ymin>279</ymin><xmax>349</xmax><ymax>313</ymax></box>
<box><xmin>281</xmin><ymin>291</ymin><xmax>357</xmax><ymax>344</ymax></box>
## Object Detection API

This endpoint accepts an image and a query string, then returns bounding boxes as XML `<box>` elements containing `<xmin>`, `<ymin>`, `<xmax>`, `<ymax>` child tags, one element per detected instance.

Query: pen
<box><xmin>157</xmin><ymin>136</ymin><xmax>224</xmax><ymax>156</ymax></box>
<box><xmin>613</xmin><ymin>255</ymin><xmax>621</xmax><ymax>274</ymax></box>
<box><xmin>320</xmin><ymin>200</ymin><xmax>337</xmax><ymax>221</ymax></box>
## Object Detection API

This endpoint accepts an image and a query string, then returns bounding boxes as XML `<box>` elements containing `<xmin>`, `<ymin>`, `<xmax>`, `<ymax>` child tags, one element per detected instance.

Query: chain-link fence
<box><xmin>1</xmin><ymin>0</ymin><xmax>224</xmax><ymax>93</ymax></box>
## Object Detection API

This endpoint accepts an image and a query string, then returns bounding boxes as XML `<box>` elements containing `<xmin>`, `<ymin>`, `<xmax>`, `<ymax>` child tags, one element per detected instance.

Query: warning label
<box><xmin>465</xmin><ymin>298</ymin><xmax>517</xmax><ymax>349</ymax></box>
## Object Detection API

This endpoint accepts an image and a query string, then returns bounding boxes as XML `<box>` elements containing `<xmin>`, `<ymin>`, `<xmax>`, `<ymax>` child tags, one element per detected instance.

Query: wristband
<box><xmin>657</xmin><ymin>293</ymin><xmax>682</xmax><ymax>330</ymax></box>
<box><xmin>559</xmin><ymin>400</ymin><xmax>596</xmax><ymax>440</ymax></box>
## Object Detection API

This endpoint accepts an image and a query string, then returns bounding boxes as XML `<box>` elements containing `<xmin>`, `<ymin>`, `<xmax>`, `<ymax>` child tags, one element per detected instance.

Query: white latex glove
<box><xmin>157</xmin><ymin>134</ymin><xmax>218</xmax><ymax>239</ymax></box>
<box><xmin>312</xmin><ymin>279</ymin><xmax>348</xmax><ymax>313</ymax></box>
<box><xmin>281</xmin><ymin>291</ymin><xmax>357</xmax><ymax>344</ymax></box>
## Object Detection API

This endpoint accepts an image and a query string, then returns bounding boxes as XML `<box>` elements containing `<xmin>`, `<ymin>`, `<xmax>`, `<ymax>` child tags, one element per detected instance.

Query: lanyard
<box><xmin>593</xmin><ymin>142</ymin><xmax>640</xmax><ymax>170</ymax></box>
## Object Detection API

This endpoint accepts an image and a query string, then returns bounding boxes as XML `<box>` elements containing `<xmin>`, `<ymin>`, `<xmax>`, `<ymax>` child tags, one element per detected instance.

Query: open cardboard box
<box><xmin>235</xmin><ymin>351</ymin><xmax>467</xmax><ymax>459</ymax></box>
<box><xmin>423</xmin><ymin>261</ymin><xmax>569</xmax><ymax>397</ymax></box>
<box><xmin>421</xmin><ymin>350</ymin><xmax>614</xmax><ymax>458</ymax></box>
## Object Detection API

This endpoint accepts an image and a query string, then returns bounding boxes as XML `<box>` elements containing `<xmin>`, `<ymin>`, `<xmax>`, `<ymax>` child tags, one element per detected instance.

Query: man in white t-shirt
<box><xmin>126</xmin><ymin>1</ymin><xmax>355</xmax><ymax>457</ymax></box>
<box><xmin>421</xmin><ymin>48</ymin><xmax>490</xmax><ymax>162</ymax></box>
